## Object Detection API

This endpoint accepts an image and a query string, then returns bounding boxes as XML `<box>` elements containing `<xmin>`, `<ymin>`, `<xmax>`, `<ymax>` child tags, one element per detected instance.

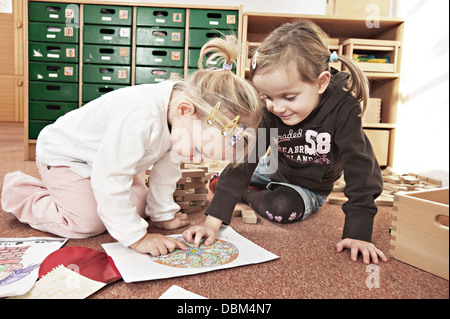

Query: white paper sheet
<box><xmin>102</xmin><ymin>227</ymin><xmax>278</xmax><ymax>283</ymax></box>
<box><xmin>0</xmin><ymin>237</ymin><xmax>67</xmax><ymax>297</ymax></box>
<box><xmin>159</xmin><ymin>285</ymin><xmax>207</xmax><ymax>299</ymax></box>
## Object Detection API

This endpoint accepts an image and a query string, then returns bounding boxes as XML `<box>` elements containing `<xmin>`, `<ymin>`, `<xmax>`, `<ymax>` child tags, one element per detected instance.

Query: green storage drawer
<box><xmin>83</xmin><ymin>64</ymin><xmax>131</xmax><ymax>84</ymax></box>
<box><xmin>188</xmin><ymin>29</ymin><xmax>236</xmax><ymax>48</ymax></box>
<box><xmin>29</xmin><ymin>62</ymin><xmax>78</xmax><ymax>82</ymax></box>
<box><xmin>189</xmin><ymin>9</ymin><xmax>238</xmax><ymax>30</ymax></box>
<box><xmin>29</xmin><ymin>22</ymin><xmax>79</xmax><ymax>43</ymax></box>
<box><xmin>28</xmin><ymin>2</ymin><xmax>79</xmax><ymax>24</ymax></box>
<box><xmin>83</xmin><ymin>5</ymin><xmax>132</xmax><ymax>26</ymax></box>
<box><xmin>136</xmin><ymin>47</ymin><xmax>184</xmax><ymax>67</ymax></box>
<box><xmin>83</xmin><ymin>44</ymin><xmax>131</xmax><ymax>65</ymax></box>
<box><xmin>82</xmin><ymin>84</ymin><xmax>127</xmax><ymax>102</ymax></box>
<box><xmin>136</xmin><ymin>27</ymin><xmax>184</xmax><ymax>47</ymax></box>
<box><xmin>29</xmin><ymin>81</ymin><xmax>78</xmax><ymax>102</ymax></box>
<box><xmin>135</xmin><ymin>67</ymin><xmax>184</xmax><ymax>84</ymax></box>
<box><xmin>29</xmin><ymin>120</ymin><xmax>54</xmax><ymax>139</ymax></box>
<box><xmin>83</xmin><ymin>25</ymin><xmax>132</xmax><ymax>45</ymax></box>
<box><xmin>29</xmin><ymin>101</ymin><xmax>78</xmax><ymax>120</ymax></box>
<box><xmin>136</xmin><ymin>7</ymin><xmax>185</xmax><ymax>27</ymax></box>
<box><xmin>29</xmin><ymin>43</ymin><xmax>78</xmax><ymax>63</ymax></box>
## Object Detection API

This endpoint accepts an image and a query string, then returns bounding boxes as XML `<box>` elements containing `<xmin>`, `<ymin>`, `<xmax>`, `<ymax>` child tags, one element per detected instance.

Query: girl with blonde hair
<box><xmin>2</xmin><ymin>36</ymin><xmax>263</xmax><ymax>256</ymax></box>
<box><xmin>184</xmin><ymin>20</ymin><xmax>387</xmax><ymax>265</ymax></box>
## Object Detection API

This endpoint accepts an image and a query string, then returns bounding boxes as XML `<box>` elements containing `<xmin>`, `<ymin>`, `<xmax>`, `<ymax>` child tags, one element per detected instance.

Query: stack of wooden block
<box><xmin>145</xmin><ymin>160</ymin><xmax>229</xmax><ymax>214</ymax></box>
<box><xmin>328</xmin><ymin>167</ymin><xmax>444</xmax><ymax>206</ymax></box>
<box><xmin>173</xmin><ymin>166</ymin><xmax>209</xmax><ymax>214</ymax></box>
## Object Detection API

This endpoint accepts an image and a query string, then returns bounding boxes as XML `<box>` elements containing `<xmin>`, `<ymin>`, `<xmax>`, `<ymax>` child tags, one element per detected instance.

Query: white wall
<box><xmin>391</xmin><ymin>0</ymin><xmax>449</xmax><ymax>186</ymax></box>
<box><xmin>108</xmin><ymin>0</ymin><xmax>327</xmax><ymax>15</ymax></box>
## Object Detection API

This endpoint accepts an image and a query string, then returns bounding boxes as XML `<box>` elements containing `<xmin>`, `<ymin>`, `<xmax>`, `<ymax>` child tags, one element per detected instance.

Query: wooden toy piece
<box><xmin>390</xmin><ymin>188</ymin><xmax>449</xmax><ymax>280</ymax></box>
<box><xmin>328</xmin><ymin>196</ymin><xmax>348</xmax><ymax>205</ymax></box>
<box><xmin>400</xmin><ymin>175</ymin><xmax>421</xmax><ymax>185</ymax></box>
<box><xmin>383</xmin><ymin>175</ymin><xmax>402</xmax><ymax>184</ymax></box>
<box><xmin>181</xmin><ymin>169</ymin><xmax>207</xmax><ymax>178</ymax></box>
<box><xmin>242</xmin><ymin>210</ymin><xmax>257</xmax><ymax>224</ymax></box>
<box><xmin>375</xmin><ymin>195</ymin><xmax>394</xmax><ymax>206</ymax></box>
<box><xmin>233</xmin><ymin>208</ymin><xmax>242</xmax><ymax>217</ymax></box>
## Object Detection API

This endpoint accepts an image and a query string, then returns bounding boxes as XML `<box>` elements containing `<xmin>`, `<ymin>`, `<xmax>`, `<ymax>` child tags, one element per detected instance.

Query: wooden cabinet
<box><xmin>240</xmin><ymin>12</ymin><xmax>404</xmax><ymax>167</ymax></box>
<box><xmin>0</xmin><ymin>0</ymin><xmax>24</xmax><ymax>122</ymax></box>
<box><xmin>22</xmin><ymin>0</ymin><xmax>243</xmax><ymax>159</ymax></box>
<box><xmin>20</xmin><ymin>3</ymin><xmax>404</xmax><ymax>166</ymax></box>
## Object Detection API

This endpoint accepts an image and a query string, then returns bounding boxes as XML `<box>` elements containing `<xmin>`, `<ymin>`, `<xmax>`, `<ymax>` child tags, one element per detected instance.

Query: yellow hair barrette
<box><xmin>207</xmin><ymin>101</ymin><xmax>221</xmax><ymax>126</ymax></box>
<box><xmin>221</xmin><ymin>115</ymin><xmax>240</xmax><ymax>137</ymax></box>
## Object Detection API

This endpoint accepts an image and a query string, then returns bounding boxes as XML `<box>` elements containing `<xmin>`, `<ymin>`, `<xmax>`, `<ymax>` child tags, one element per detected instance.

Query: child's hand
<box><xmin>154</xmin><ymin>212</ymin><xmax>190</xmax><ymax>230</ymax></box>
<box><xmin>182</xmin><ymin>215</ymin><xmax>223</xmax><ymax>247</ymax></box>
<box><xmin>336</xmin><ymin>238</ymin><xmax>388</xmax><ymax>264</ymax></box>
<box><xmin>130</xmin><ymin>233</ymin><xmax>188</xmax><ymax>256</ymax></box>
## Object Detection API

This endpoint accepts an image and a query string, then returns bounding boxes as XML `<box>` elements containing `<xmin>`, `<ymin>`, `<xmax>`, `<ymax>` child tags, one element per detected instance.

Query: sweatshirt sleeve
<box><xmin>90</xmin><ymin>111</ymin><xmax>150</xmax><ymax>247</ymax></box>
<box><xmin>335</xmin><ymin>102</ymin><xmax>383</xmax><ymax>242</ymax></box>
<box><xmin>204</xmin><ymin>161</ymin><xmax>258</xmax><ymax>224</ymax></box>
<box><xmin>204</xmin><ymin>118</ymin><xmax>272</xmax><ymax>224</ymax></box>
<box><xmin>145</xmin><ymin>150</ymin><xmax>181</xmax><ymax>222</ymax></box>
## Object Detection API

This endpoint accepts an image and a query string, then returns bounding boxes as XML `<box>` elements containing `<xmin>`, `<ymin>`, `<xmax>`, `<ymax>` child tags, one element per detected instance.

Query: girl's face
<box><xmin>253</xmin><ymin>69</ymin><xmax>330</xmax><ymax>126</ymax></box>
<box><xmin>170</xmin><ymin>113</ymin><xmax>237</xmax><ymax>163</ymax></box>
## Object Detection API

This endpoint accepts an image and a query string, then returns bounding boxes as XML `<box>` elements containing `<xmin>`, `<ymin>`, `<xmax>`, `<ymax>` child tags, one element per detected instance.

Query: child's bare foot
<box><xmin>154</xmin><ymin>212</ymin><xmax>190</xmax><ymax>230</ymax></box>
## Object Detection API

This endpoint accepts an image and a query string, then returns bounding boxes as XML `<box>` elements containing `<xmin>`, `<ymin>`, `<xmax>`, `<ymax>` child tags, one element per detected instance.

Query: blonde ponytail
<box><xmin>199</xmin><ymin>34</ymin><xmax>240</xmax><ymax>70</ymax></box>
<box><xmin>173</xmin><ymin>35</ymin><xmax>263</xmax><ymax>163</ymax></box>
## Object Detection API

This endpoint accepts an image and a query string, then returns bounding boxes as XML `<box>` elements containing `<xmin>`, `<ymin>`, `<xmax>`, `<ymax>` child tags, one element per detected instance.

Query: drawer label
<box><xmin>119</xmin><ymin>10</ymin><xmax>129</xmax><ymax>19</ymax></box>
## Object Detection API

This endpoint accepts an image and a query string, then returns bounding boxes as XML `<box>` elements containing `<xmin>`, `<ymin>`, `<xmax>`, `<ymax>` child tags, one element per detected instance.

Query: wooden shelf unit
<box><xmin>23</xmin><ymin>0</ymin><xmax>243</xmax><ymax>160</ymax></box>
<box><xmin>241</xmin><ymin>12</ymin><xmax>405</xmax><ymax>167</ymax></box>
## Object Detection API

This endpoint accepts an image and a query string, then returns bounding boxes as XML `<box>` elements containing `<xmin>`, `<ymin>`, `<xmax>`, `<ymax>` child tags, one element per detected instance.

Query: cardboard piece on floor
<box><xmin>102</xmin><ymin>226</ymin><xmax>278</xmax><ymax>283</ymax></box>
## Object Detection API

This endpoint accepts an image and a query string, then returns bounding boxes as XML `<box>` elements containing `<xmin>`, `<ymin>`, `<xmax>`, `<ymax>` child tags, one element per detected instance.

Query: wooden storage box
<box><xmin>328</xmin><ymin>0</ymin><xmax>391</xmax><ymax>17</ymax></box>
<box><xmin>342</xmin><ymin>38</ymin><xmax>400</xmax><ymax>73</ymax></box>
<box><xmin>362</xmin><ymin>97</ymin><xmax>381</xmax><ymax>123</ymax></box>
<box><xmin>363</xmin><ymin>129</ymin><xmax>389</xmax><ymax>166</ymax></box>
<box><xmin>391</xmin><ymin>188</ymin><xmax>449</xmax><ymax>280</ymax></box>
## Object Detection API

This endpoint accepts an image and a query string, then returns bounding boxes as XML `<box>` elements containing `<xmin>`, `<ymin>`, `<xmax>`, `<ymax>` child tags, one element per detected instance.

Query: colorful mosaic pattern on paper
<box><xmin>149</xmin><ymin>237</ymin><xmax>239</xmax><ymax>268</ymax></box>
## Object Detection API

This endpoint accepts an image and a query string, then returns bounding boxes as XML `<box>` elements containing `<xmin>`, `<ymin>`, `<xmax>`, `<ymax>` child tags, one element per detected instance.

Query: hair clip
<box><xmin>222</xmin><ymin>62</ymin><xmax>233</xmax><ymax>71</ymax></box>
<box><xmin>329</xmin><ymin>51</ymin><xmax>338</xmax><ymax>63</ymax></box>
<box><xmin>207</xmin><ymin>102</ymin><xmax>221</xmax><ymax>126</ymax></box>
<box><xmin>251</xmin><ymin>51</ymin><xmax>258</xmax><ymax>70</ymax></box>
<box><xmin>221</xmin><ymin>115</ymin><xmax>240</xmax><ymax>137</ymax></box>
<box><xmin>229</xmin><ymin>125</ymin><xmax>246</xmax><ymax>146</ymax></box>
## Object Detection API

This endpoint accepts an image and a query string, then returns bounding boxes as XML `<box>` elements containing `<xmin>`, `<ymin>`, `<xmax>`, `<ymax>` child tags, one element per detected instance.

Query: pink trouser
<box><xmin>1</xmin><ymin>161</ymin><xmax>147</xmax><ymax>239</ymax></box>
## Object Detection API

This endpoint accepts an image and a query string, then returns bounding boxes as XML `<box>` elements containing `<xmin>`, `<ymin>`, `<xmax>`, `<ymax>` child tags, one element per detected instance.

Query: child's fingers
<box><xmin>204</xmin><ymin>233</ymin><xmax>217</xmax><ymax>246</ymax></box>
<box><xmin>350</xmin><ymin>245</ymin><xmax>359</xmax><ymax>262</ymax></box>
<box><xmin>335</xmin><ymin>241</ymin><xmax>344</xmax><ymax>253</ymax></box>
<box><xmin>194</xmin><ymin>231</ymin><xmax>205</xmax><ymax>248</ymax></box>
<box><xmin>172</xmin><ymin>237</ymin><xmax>188</xmax><ymax>251</ymax></box>
<box><xmin>182</xmin><ymin>228</ymin><xmax>196</xmax><ymax>243</ymax></box>
<box><xmin>377</xmin><ymin>248</ymin><xmax>388</xmax><ymax>262</ymax></box>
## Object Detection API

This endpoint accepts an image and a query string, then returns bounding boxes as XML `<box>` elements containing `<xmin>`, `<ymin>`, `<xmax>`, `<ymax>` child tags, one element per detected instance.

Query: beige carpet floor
<box><xmin>0</xmin><ymin>123</ymin><xmax>448</xmax><ymax>299</ymax></box>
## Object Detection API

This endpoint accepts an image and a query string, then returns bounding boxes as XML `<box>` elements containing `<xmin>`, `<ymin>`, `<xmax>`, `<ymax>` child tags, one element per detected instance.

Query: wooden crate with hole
<box><xmin>390</xmin><ymin>188</ymin><xmax>449</xmax><ymax>280</ymax></box>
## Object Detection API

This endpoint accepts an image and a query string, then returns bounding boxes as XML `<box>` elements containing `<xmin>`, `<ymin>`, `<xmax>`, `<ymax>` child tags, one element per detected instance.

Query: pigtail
<box><xmin>336</xmin><ymin>55</ymin><xmax>370</xmax><ymax>115</ymax></box>
<box><xmin>198</xmin><ymin>34</ymin><xmax>240</xmax><ymax>70</ymax></box>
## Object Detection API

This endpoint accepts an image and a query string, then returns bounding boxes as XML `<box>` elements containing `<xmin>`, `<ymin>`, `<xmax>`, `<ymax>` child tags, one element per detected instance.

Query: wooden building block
<box><xmin>390</xmin><ymin>188</ymin><xmax>449</xmax><ymax>280</ymax></box>
<box><xmin>242</xmin><ymin>210</ymin><xmax>257</xmax><ymax>224</ymax></box>
<box><xmin>328</xmin><ymin>196</ymin><xmax>348</xmax><ymax>205</ymax></box>
<box><xmin>180</xmin><ymin>169</ymin><xmax>207</xmax><ymax>178</ymax></box>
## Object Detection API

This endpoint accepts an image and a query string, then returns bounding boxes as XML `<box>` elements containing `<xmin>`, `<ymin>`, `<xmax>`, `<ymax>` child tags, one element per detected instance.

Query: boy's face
<box><xmin>253</xmin><ymin>69</ymin><xmax>323</xmax><ymax>126</ymax></box>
